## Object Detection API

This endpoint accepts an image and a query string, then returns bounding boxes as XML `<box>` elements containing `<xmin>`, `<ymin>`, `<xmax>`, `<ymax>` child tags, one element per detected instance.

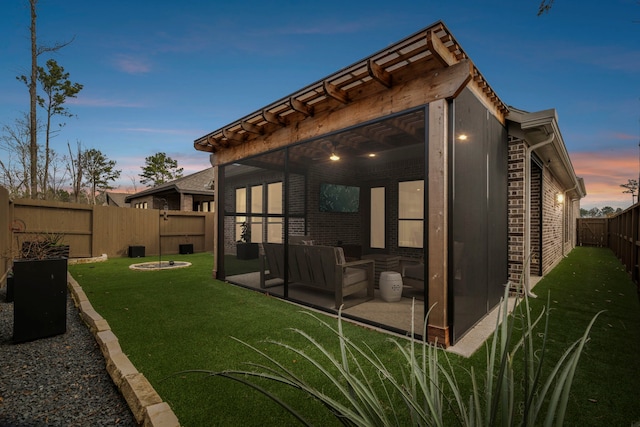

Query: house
<box><xmin>105</xmin><ymin>192</ymin><xmax>130</xmax><ymax>207</ymax></box>
<box><xmin>192</xmin><ymin>21</ymin><xmax>584</xmax><ymax>346</ymax></box>
<box><xmin>506</xmin><ymin>108</ymin><xmax>586</xmax><ymax>294</ymax></box>
<box><xmin>125</xmin><ymin>167</ymin><xmax>214</xmax><ymax>212</ymax></box>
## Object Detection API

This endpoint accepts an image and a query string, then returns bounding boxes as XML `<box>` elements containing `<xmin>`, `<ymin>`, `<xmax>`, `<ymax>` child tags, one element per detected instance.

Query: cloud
<box><xmin>612</xmin><ymin>132</ymin><xmax>638</xmax><ymax>141</ymax></box>
<box><xmin>112</xmin><ymin>54</ymin><xmax>152</xmax><ymax>74</ymax></box>
<box><xmin>573</xmin><ymin>149</ymin><xmax>639</xmax><ymax>209</ymax></box>
<box><xmin>574</xmin><ymin>155</ymin><xmax>636</xmax><ymax>178</ymax></box>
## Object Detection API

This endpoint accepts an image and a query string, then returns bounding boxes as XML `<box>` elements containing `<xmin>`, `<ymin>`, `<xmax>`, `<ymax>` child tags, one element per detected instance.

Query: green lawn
<box><xmin>69</xmin><ymin>247</ymin><xmax>640</xmax><ymax>426</ymax></box>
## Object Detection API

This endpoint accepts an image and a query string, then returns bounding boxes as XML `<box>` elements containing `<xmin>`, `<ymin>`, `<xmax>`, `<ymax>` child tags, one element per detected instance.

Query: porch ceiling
<box><xmin>194</xmin><ymin>20</ymin><xmax>508</xmax><ymax>154</ymax></box>
<box><xmin>239</xmin><ymin>109</ymin><xmax>427</xmax><ymax>172</ymax></box>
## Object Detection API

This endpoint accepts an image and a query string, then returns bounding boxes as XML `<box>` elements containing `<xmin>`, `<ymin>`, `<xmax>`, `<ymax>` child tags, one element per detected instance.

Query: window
<box><xmin>235</xmin><ymin>183</ymin><xmax>283</xmax><ymax>243</ymax></box>
<box><xmin>267</xmin><ymin>182</ymin><xmax>283</xmax><ymax>243</ymax></box>
<box><xmin>370</xmin><ymin>187</ymin><xmax>385</xmax><ymax>249</ymax></box>
<box><xmin>235</xmin><ymin>188</ymin><xmax>247</xmax><ymax>241</ymax></box>
<box><xmin>398</xmin><ymin>180</ymin><xmax>424</xmax><ymax>248</ymax></box>
<box><xmin>250</xmin><ymin>185</ymin><xmax>263</xmax><ymax>243</ymax></box>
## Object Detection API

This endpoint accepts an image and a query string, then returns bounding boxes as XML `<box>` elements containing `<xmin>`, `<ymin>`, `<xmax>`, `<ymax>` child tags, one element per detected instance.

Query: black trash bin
<box><xmin>128</xmin><ymin>246</ymin><xmax>145</xmax><ymax>257</ymax></box>
<box><xmin>179</xmin><ymin>244</ymin><xmax>193</xmax><ymax>254</ymax></box>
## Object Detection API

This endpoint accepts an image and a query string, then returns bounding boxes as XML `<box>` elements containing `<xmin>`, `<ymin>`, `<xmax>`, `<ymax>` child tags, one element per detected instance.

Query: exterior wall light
<box><xmin>556</xmin><ymin>193</ymin><xmax>564</xmax><ymax>204</ymax></box>
<box><xmin>457</xmin><ymin>134</ymin><xmax>468</xmax><ymax>141</ymax></box>
<box><xmin>329</xmin><ymin>152</ymin><xmax>340</xmax><ymax>161</ymax></box>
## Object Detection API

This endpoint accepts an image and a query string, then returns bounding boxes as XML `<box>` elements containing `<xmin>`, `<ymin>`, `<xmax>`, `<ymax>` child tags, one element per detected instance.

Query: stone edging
<box><xmin>67</xmin><ymin>272</ymin><xmax>181</xmax><ymax>427</ymax></box>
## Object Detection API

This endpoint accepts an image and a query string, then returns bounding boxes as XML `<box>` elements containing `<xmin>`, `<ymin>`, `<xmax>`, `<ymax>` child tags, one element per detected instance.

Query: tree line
<box><xmin>580</xmin><ymin>206</ymin><xmax>623</xmax><ymax>218</ymax></box>
<box><xmin>0</xmin><ymin>0</ymin><xmax>183</xmax><ymax>204</ymax></box>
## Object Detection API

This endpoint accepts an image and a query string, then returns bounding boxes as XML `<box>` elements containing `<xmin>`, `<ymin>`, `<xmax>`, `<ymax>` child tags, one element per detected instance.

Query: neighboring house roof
<box><xmin>105</xmin><ymin>192</ymin><xmax>131</xmax><ymax>207</ymax></box>
<box><xmin>124</xmin><ymin>167</ymin><xmax>214</xmax><ymax>202</ymax></box>
<box><xmin>193</xmin><ymin>20</ymin><xmax>508</xmax><ymax>154</ymax></box>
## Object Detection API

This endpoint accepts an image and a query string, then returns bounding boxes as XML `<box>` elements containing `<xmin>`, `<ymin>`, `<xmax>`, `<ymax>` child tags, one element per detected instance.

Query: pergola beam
<box><xmin>367</xmin><ymin>59</ymin><xmax>392</xmax><ymax>88</ymax></box>
<box><xmin>289</xmin><ymin>97</ymin><xmax>313</xmax><ymax>117</ymax></box>
<box><xmin>427</xmin><ymin>29</ymin><xmax>455</xmax><ymax>67</ymax></box>
<box><xmin>240</xmin><ymin>121</ymin><xmax>263</xmax><ymax>135</ymax></box>
<box><xmin>323</xmin><ymin>81</ymin><xmax>349</xmax><ymax>104</ymax></box>
<box><xmin>222</xmin><ymin>128</ymin><xmax>241</xmax><ymax>145</ymax></box>
<box><xmin>262</xmin><ymin>110</ymin><xmax>285</xmax><ymax>126</ymax></box>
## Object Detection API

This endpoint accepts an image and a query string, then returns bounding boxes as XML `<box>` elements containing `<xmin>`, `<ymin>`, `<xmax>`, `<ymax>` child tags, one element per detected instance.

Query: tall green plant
<box><xmin>188</xmin><ymin>285</ymin><xmax>601</xmax><ymax>426</ymax></box>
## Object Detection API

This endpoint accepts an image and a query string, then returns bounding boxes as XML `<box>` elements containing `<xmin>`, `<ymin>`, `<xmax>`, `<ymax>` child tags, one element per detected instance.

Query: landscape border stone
<box><xmin>67</xmin><ymin>272</ymin><xmax>180</xmax><ymax>427</ymax></box>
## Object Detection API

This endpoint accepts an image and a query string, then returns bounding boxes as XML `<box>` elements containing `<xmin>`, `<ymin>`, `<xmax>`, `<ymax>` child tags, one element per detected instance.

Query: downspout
<box><xmin>561</xmin><ymin>184</ymin><xmax>577</xmax><ymax>257</ymax></box>
<box><xmin>524</xmin><ymin>132</ymin><xmax>555</xmax><ymax>298</ymax></box>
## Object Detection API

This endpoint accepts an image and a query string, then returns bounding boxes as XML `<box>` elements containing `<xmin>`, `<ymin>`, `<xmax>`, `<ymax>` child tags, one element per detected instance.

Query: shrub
<box><xmin>187</xmin><ymin>285</ymin><xmax>601</xmax><ymax>426</ymax></box>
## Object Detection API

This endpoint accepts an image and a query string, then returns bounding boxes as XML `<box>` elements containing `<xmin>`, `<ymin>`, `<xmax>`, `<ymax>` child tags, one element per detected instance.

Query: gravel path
<box><xmin>0</xmin><ymin>287</ymin><xmax>137</xmax><ymax>427</ymax></box>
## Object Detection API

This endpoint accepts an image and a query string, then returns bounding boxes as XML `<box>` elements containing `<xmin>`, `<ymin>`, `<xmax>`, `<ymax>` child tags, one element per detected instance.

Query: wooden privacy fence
<box><xmin>577</xmin><ymin>210</ymin><xmax>640</xmax><ymax>286</ymax></box>
<box><xmin>577</xmin><ymin>218</ymin><xmax>608</xmax><ymax>247</ymax></box>
<box><xmin>608</xmin><ymin>205</ymin><xmax>640</xmax><ymax>284</ymax></box>
<box><xmin>0</xmin><ymin>188</ymin><xmax>214</xmax><ymax>282</ymax></box>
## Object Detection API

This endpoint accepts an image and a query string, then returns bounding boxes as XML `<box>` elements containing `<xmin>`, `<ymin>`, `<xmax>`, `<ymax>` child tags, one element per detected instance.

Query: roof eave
<box><xmin>510</xmin><ymin>108</ymin><xmax>585</xmax><ymax>199</ymax></box>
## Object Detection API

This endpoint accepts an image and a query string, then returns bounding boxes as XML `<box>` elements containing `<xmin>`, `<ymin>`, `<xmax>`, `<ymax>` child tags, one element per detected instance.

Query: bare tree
<box><xmin>39</xmin><ymin>148</ymin><xmax>69</xmax><ymax>200</ymax></box>
<box><xmin>128</xmin><ymin>174</ymin><xmax>138</xmax><ymax>193</ymax></box>
<box><xmin>0</xmin><ymin>113</ymin><xmax>42</xmax><ymax>198</ymax></box>
<box><xmin>66</xmin><ymin>140</ymin><xmax>85</xmax><ymax>203</ymax></box>
<box><xmin>16</xmin><ymin>0</ymin><xmax>74</xmax><ymax>199</ymax></box>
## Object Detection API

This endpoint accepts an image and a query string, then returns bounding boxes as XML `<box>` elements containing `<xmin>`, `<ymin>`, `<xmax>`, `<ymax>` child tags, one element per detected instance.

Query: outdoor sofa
<box><xmin>260</xmin><ymin>243</ymin><xmax>375</xmax><ymax>309</ymax></box>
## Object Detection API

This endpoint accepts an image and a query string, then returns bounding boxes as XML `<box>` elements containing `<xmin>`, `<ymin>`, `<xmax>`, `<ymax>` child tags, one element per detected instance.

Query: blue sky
<box><xmin>1</xmin><ymin>0</ymin><xmax>638</xmax><ymax>209</ymax></box>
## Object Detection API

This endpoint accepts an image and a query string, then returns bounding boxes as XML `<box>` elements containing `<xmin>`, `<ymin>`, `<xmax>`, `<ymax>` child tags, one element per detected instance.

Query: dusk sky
<box><xmin>1</xmin><ymin>0</ymin><xmax>638</xmax><ymax>210</ymax></box>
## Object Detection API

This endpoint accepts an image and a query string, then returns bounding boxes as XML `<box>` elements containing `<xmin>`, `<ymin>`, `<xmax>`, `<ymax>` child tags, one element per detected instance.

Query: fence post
<box><xmin>0</xmin><ymin>187</ymin><xmax>11</xmax><ymax>284</ymax></box>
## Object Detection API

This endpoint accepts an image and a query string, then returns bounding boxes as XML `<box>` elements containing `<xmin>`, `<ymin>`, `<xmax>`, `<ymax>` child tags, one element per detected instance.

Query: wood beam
<box><xmin>194</xmin><ymin>141</ymin><xmax>214</xmax><ymax>153</ymax></box>
<box><xmin>289</xmin><ymin>97</ymin><xmax>313</xmax><ymax>117</ymax></box>
<box><xmin>240</xmin><ymin>121</ymin><xmax>263</xmax><ymax>135</ymax></box>
<box><xmin>427</xmin><ymin>29</ymin><xmax>455</xmax><ymax>67</ymax></box>
<box><xmin>367</xmin><ymin>59</ymin><xmax>392</xmax><ymax>88</ymax></box>
<box><xmin>447</xmin><ymin>59</ymin><xmax>474</xmax><ymax>99</ymax></box>
<box><xmin>221</xmin><ymin>129</ymin><xmax>241</xmax><ymax>146</ymax></box>
<box><xmin>212</xmin><ymin>164</ymin><xmax>222</xmax><ymax>279</ymax></box>
<box><xmin>193</xmin><ymin>135</ymin><xmax>218</xmax><ymax>153</ymax></box>
<box><xmin>212</xmin><ymin>61</ymin><xmax>476</xmax><ymax>164</ymax></box>
<box><xmin>323</xmin><ymin>81</ymin><xmax>349</xmax><ymax>104</ymax></box>
<box><xmin>427</xmin><ymin>97</ymin><xmax>449</xmax><ymax>345</ymax></box>
<box><xmin>262</xmin><ymin>110</ymin><xmax>285</xmax><ymax>126</ymax></box>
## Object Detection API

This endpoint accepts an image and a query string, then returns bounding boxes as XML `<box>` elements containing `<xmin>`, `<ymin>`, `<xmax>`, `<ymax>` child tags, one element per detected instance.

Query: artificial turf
<box><xmin>68</xmin><ymin>247</ymin><xmax>640</xmax><ymax>426</ymax></box>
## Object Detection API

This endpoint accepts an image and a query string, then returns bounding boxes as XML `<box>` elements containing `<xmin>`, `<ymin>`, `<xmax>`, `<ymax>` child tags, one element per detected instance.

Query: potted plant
<box><xmin>236</xmin><ymin>222</ymin><xmax>259</xmax><ymax>260</ymax></box>
<box><xmin>12</xmin><ymin>232</ymin><xmax>69</xmax><ymax>343</ymax></box>
<box><xmin>20</xmin><ymin>232</ymin><xmax>70</xmax><ymax>260</ymax></box>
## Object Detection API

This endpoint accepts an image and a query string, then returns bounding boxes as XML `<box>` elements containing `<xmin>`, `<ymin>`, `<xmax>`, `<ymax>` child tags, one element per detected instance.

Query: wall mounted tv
<box><xmin>319</xmin><ymin>183</ymin><xmax>360</xmax><ymax>213</ymax></box>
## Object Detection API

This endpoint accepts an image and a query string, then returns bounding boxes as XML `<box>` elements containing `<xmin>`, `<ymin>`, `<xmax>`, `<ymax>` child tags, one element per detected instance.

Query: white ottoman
<box><xmin>379</xmin><ymin>271</ymin><xmax>403</xmax><ymax>302</ymax></box>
